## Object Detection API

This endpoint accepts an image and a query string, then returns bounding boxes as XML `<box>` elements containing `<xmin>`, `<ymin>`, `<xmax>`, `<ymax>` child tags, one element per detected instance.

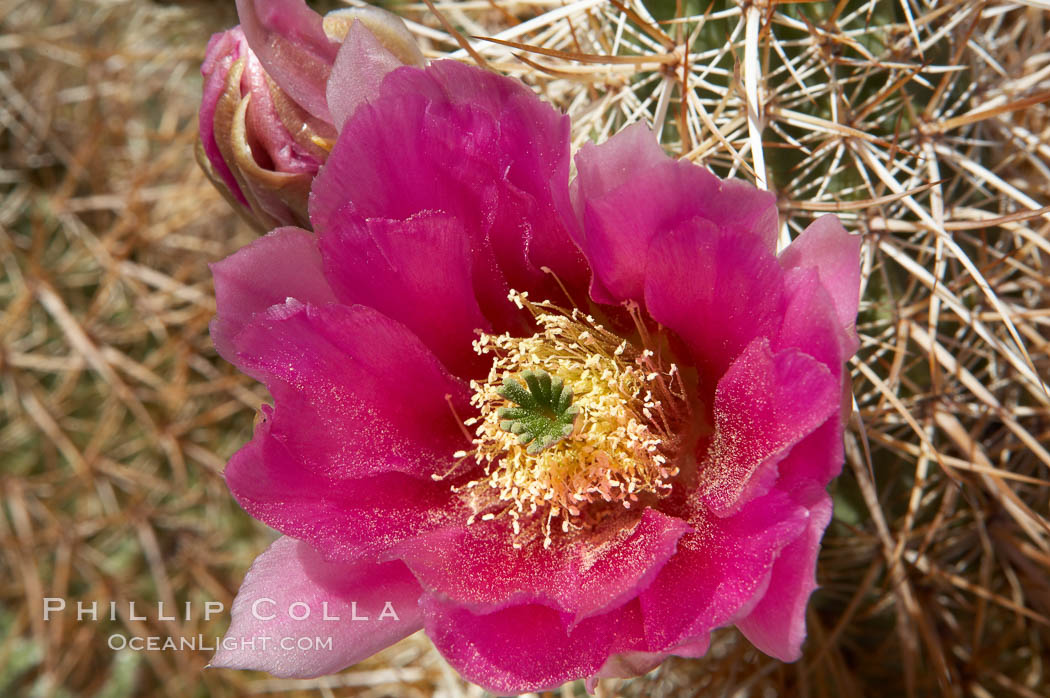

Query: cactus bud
<box><xmin>197</xmin><ymin>2</ymin><xmax>424</xmax><ymax>231</ymax></box>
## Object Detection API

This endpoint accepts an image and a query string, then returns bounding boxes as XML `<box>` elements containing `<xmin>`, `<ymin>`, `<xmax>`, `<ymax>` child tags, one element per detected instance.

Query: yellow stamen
<box><xmin>457</xmin><ymin>291</ymin><xmax>682</xmax><ymax>548</ymax></box>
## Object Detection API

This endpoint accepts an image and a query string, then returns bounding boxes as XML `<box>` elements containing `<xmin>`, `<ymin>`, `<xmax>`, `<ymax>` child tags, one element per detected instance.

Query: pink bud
<box><xmin>197</xmin><ymin>3</ymin><xmax>424</xmax><ymax>230</ymax></box>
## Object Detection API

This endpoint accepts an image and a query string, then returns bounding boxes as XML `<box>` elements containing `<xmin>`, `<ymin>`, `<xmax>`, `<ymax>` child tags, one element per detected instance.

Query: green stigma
<box><xmin>497</xmin><ymin>369</ymin><xmax>579</xmax><ymax>455</ymax></box>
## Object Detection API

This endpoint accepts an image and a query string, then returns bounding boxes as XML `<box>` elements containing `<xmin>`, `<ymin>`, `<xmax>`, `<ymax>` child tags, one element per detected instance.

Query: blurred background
<box><xmin>2</xmin><ymin>0</ymin><xmax>1049</xmax><ymax>696</ymax></box>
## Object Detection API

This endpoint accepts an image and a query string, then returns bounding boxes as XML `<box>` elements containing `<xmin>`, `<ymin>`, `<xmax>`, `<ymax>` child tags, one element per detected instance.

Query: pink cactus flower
<box><xmin>197</xmin><ymin>0</ymin><xmax>423</xmax><ymax>229</ymax></box>
<box><xmin>208</xmin><ymin>55</ymin><xmax>860</xmax><ymax>693</ymax></box>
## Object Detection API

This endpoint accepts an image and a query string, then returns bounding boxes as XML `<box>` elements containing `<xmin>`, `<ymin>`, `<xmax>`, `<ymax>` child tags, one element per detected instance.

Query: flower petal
<box><xmin>229</xmin><ymin>300</ymin><xmax>471</xmax><ymax>481</ymax></box>
<box><xmin>394</xmin><ymin>508</ymin><xmax>691</xmax><ymax>622</ymax></box>
<box><xmin>776</xmin><ymin>265</ymin><xmax>855</xmax><ymax>372</ymax></box>
<box><xmin>210</xmin><ymin>227</ymin><xmax>337</xmax><ymax>361</ymax></box>
<box><xmin>326</xmin><ymin>20</ymin><xmax>405</xmax><ymax>131</ymax></box>
<box><xmin>319</xmin><ymin>207</ymin><xmax>490</xmax><ymax>378</ymax></box>
<box><xmin>585</xmin><ymin>651</ymin><xmax>667</xmax><ymax>691</ymax></box>
<box><xmin>225</xmin><ymin>416</ymin><xmax>458</xmax><ymax>561</ymax></box>
<box><xmin>211</xmin><ymin>536</ymin><xmax>422</xmax><ymax>677</ymax></box>
<box><xmin>572</xmin><ymin>122</ymin><xmax>669</xmax><ymax>207</ymax></box>
<box><xmin>779</xmin><ymin>214</ymin><xmax>861</xmax><ymax>338</ymax></box>
<box><xmin>643</xmin><ymin>221</ymin><xmax>785</xmax><ymax>387</ymax></box>
<box><xmin>700</xmin><ymin>337</ymin><xmax>838</xmax><ymax>517</ymax></box>
<box><xmin>422</xmin><ymin>596</ymin><xmax>645</xmax><ymax>695</ymax></box>
<box><xmin>235</xmin><ymin>0</ymin><xmax>336</xmax><ymax>123</ymax></box>
<box><xmin>323</xmin><ymin>6</ymin><xmax>425</xmax><ymax>67</ymax></box>
<box><xmin>309</xmin><ymin>61</ymin><xmax>586</xmax><ymax>326</ymax></box>
<box><xmin>775</xmin><ymin>415</ymin><xmax>847</xmax><ymax>497</ymax></box>
<box><xmin>639</xmin><ymin>487</ymin><xmax>809</xmax><ymax>651</ymax></box>
<box><xmin>736</xmin><ymin>488</ymin><xmax>833</xmax><ymax>661</ymax></box>
<box><xmin>573</xmin><ymin>122</ymin><xmax>778</xmax><ymax>305</ymax></box>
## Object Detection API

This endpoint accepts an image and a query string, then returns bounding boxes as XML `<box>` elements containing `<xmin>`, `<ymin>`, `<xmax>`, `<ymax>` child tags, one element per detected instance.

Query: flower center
<box><xmin>451</xmin><ymin>291</ymin><xmax>685</xmax><ymax>548</ymax></box>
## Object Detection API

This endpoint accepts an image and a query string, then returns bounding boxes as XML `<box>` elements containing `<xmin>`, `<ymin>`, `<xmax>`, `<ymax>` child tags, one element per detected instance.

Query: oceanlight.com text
<box><xmin>106</xmin><ymin>634</ymin><xmax>334</xmax><ymax>652</ymax></box>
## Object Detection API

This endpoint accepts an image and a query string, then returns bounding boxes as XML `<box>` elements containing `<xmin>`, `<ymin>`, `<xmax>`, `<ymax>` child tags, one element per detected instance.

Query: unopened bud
<box><xmin>197</xmin><ymin>27</ymin><xmax>328</xmax><ymax>230</ymax></box>
<box><xmin>198</xmin><ymin>2</ymin><xmax>425</xmax><ymax>231</ymax></box>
